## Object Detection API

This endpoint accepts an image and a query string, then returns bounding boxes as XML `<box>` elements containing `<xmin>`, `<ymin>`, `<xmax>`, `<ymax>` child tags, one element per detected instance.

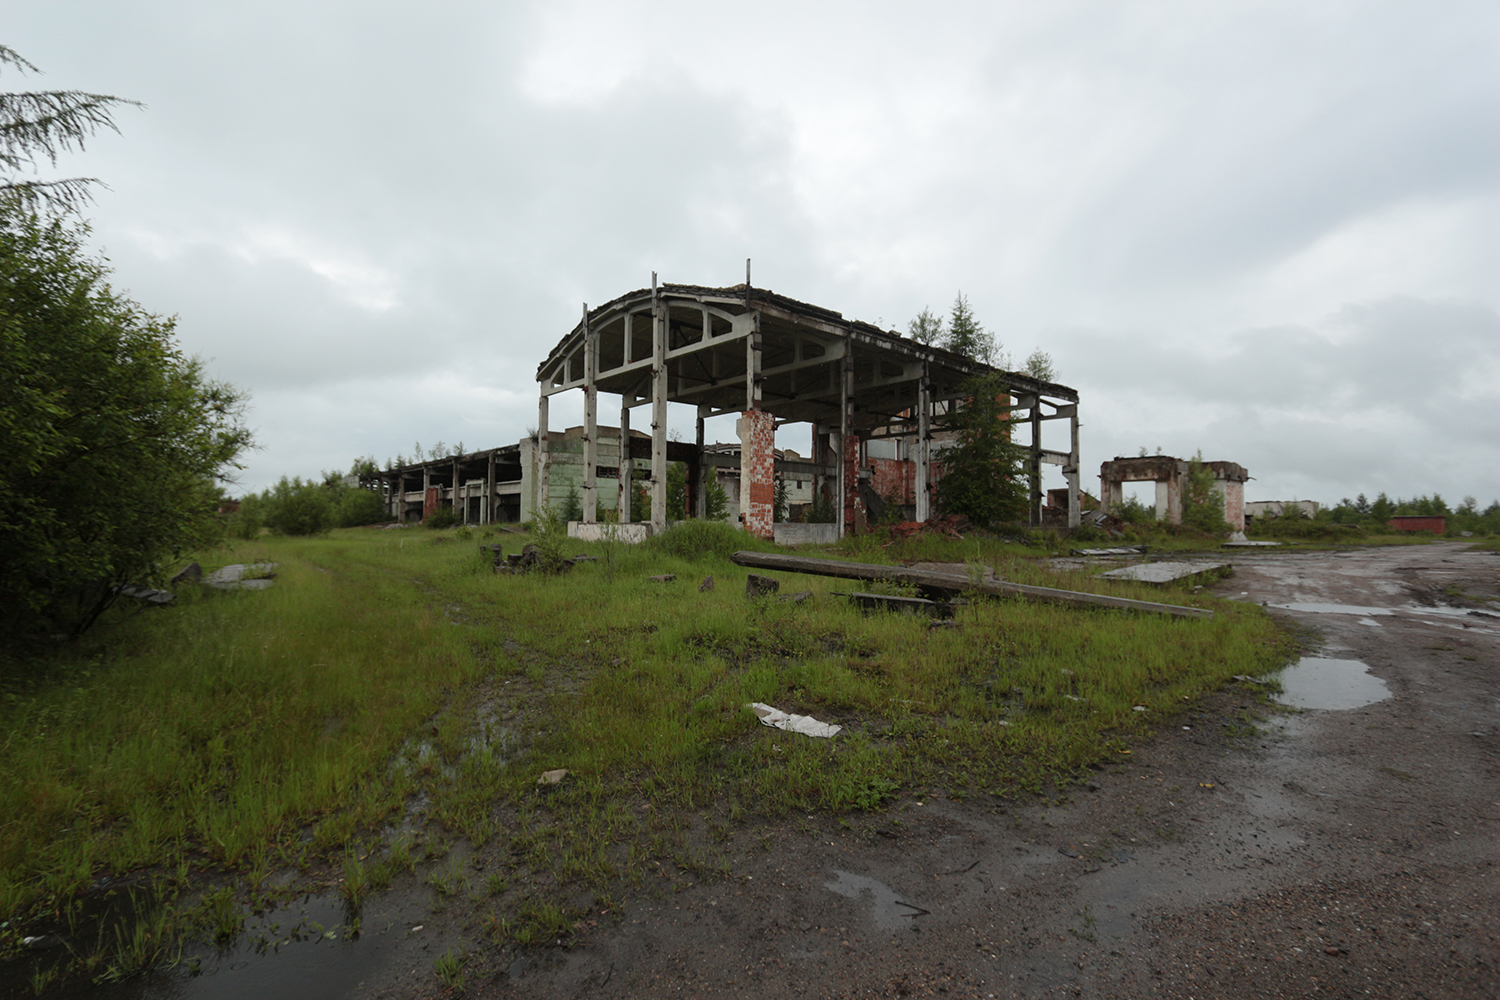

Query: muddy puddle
<box><xmin>15</xmin><ymin>893</ymin><xmax>400</xmax><ymax>1000</ymax></box>
<box><xmin>1274</xmin><ymin>657</ymin><xmax>1391</xmax><ymax>711</ymax></box>
<box><xmin>823</xmin><ymin>871</ymin><xmax>926</xmax><ymax>931</ymax></box>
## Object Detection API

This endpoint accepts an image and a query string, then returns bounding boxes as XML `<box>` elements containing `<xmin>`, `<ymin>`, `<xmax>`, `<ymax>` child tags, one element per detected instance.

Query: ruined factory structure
<box><xmin>1098</xmin><ymin>455</ymin><xmax>1250</xmax><ymax>533</ymax></box>
<box><xmin>531</xmin><ymin>278</ymin><xmax>1082</xmax><ymax>541</ymax></box>
<box><xmin>373</xmin><ymin>278</ymin><xmax>1084</xmax><ymax>541</ymax></box>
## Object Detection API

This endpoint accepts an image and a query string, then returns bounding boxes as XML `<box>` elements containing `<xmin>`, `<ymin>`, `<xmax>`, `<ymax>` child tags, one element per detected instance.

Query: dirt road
<box><xmin>380</xmin><ymin>542</ymin><xmax>1498</xmax><ymax>1000</ymax></box>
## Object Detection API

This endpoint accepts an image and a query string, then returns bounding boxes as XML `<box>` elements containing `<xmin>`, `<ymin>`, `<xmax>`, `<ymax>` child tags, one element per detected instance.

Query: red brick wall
<box><xmin>741</xmin><ymin>410</ymin><xmax>776</xmax><ymax>539</ymax></box>
<box><xmin>869</xmin><ymin>457</ymin><xmax>915</xmax><ymax>504</ymax></box>
<box><xmin>423</xmin><ymin>487</ymin><xmax>442</xmax><ymax>521</ymax></box>
<box><xmin>1388</xmin><ymin>515</ymin><xmax>1445</xmax><ymax>536</ymax></box>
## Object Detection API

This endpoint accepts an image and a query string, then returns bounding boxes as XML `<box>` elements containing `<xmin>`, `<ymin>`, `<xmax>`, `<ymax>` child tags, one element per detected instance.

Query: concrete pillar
<box><xmin>838</xmin><ymin>339</ymin><xmax>853</xmax><ymax>537</ymax></box>
<box><xmin>843</xmin><ymin>430</ymin><xmax>864</xmax><ymax>535</ymax></box>
<box><xmin>1027</xmin><ymin>395</ymin><xmax>1043</xmax><ymax>527</ymax></box>
<box><xmin>484</xmin><ymin>450</ymin><xmax>495</xmax><ymax>524</ymax></box>
<box><xmin>1222</xmin><ymin>479</ymin><xmax>1246</xmax><ymax>532</ymax></box>
<box><xmin>695</xmin><ymin>404</ymin><xmax>709</xmax><ymax>518</ymax></box>
<box><xmin>914</xmin><ymin>364</ymin><xmax>931</xmax><ymax>523</ymax></box>
<box><xmin>739</xmin><ymin>409</ymin><xmax>775</xmax><ymax>539</ymax></box>
<box><xmin>649</xmin><ymin>275</ymin><xmax>667</xmax><ymax>533</ymax></box>
<box><xmin>1066</xmin><ymin>406</ymin><xmax>1081</xmax><ymax>528</ymax></box>
<box><xmin>454</xmin><ymin>457</ymin><xmax>464</xmax><ymax>525</ymax></box>
<box><xmin>1101</xmin><ymin>477</ymin><xmax>1123</xmax><ymax>515</ymax></box>
<box><xmin>618</xmin><ymin>399</ymin><xmax>633</xmax><ymax>523</ymax></box>
<box><xmin>537</xmin><ymin>393</ymin><xmax>550</xmax><ymax>516</ymax></box>
<box><xmin>582</xmin><ymin>304</ymin><xmax>598</xmax><ymax>524</ymax></box>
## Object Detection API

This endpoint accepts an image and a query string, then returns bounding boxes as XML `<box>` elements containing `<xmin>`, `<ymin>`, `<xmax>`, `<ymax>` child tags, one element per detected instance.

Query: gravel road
<box><xmin>373</xmin><ymin>542</ymin><xmax>1499</xmax><ymax>1000</ymax></box>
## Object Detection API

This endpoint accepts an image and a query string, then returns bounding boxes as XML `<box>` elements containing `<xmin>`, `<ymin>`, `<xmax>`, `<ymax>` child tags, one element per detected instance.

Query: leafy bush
<box><xmin>337</xmin><ymin>488</ymin><xmax>387</xmax><ymax>527</ymax></box>
<box><xmin>1181</xmin><ymin>454</ymin><xmax>1230</xmax><ymax>535</ymax></box>
<box><xmin>1113</xmin><ymin>495</ymin><xmax>1155</xmax><ymax>525</ymax></box>
<box><xmin>263</xmin><ymin>477</ymin><xmax>334</xmax><ymax>536</ymax></box>
<box><xmin>425</xmin><ymin>505</ymin><xmax>457</xmax><ymax>529</ymax></box>
<box><xmin>1</xmin><ymin>215</ymin><xmax>251</xmax><ymax>633</ymax></box>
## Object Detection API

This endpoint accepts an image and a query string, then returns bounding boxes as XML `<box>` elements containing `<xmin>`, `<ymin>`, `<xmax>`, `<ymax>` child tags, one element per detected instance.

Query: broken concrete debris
<box><xmin>204</xmin><ymin>563</ymin><xmax>278</xmax><ymax>590</ymax></box>
<box><xmin>745</xmin><ymin>573</ymin><xmax>780</xmax><ymax>598</ymax></box>
<box><xmin>698</xmin><ymin>575</ymin><xmax>715</xmax><ymax>592</ymax></box>
<box><xmin>647</xmin><ymin>574</ymin><xmax>676</xmax><ymax>583</ymax></box>
<box><xmin>169</xmin><ymin>562</ymin><xmax>202</xmax><ymax>585</ymax></box>
<box><xmin>115</xmin><ymin>585</ymin><xmax>175</xmax><ymax>607</ymax></box>
<box><xmin>748</xmin><ymin>703</ymin><xmax>842</xmax><ymax>739</ymax></box>
<box><xmin>1098</xmin><ymin>562</ymin><xmax>1231</xmax><ymax>586</ymax></box>
<box><xmin>836</xmin><ymin>592</ymin><xmax>959</xmax><ymax>618</ymax></box>
<box><xmin>536</xmin><ymin>769</ymin><xmax>569</xmax><ymax>786</ymax></box>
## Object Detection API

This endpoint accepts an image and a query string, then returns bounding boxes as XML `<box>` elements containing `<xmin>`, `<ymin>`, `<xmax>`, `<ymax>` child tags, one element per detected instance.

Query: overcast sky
<box><xmin>11</xmin><ymin>1</ymin><xmax>1499</xmax><ymax>507</ymax></box>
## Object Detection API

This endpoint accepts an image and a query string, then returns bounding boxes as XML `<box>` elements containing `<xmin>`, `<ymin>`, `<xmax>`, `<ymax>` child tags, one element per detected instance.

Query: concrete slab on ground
<box><xmin>1100</xmin><ymin>561</ymin><xmax>1230</xmax><ymax>584</ymax></box>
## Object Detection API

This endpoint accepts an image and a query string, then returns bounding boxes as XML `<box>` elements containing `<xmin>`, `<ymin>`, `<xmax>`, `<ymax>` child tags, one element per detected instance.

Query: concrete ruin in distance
<box><xmin>376</xmin><ymin>276</ymin><xmax>1084</xmax><ymax>540</ymax></box>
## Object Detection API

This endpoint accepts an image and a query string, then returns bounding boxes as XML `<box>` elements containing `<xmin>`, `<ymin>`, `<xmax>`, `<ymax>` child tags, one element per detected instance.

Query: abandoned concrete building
<box><xmin>374</xmin><ymin>278</ymin><xmax>1083</xmax><ymax>540</ymax></box>
<box><xmin>1244</xmin><ymin>499</ymin><xmax>1319</xmax><ymax>522</ymax></box>
<box><xmin>533</xmin><ymin>278</ymin><xmax>1082</xmax><ymax>541</ymax></box>
<box><xmin>1098</xmin><ymin>456</ymin><xmax>1249</xmax><ymax>532</ymax></box>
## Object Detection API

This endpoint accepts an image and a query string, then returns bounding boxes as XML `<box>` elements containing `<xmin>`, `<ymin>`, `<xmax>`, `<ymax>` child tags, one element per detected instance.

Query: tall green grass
<box><xmin>0</xmin><ymin>535</ymin><xmax>478</xmax><ymax>922</ymax></box>
<box><xmin>2</xmin><ymin>521</ymin><xmax>1294</xmax><ymax>973</ymax></box>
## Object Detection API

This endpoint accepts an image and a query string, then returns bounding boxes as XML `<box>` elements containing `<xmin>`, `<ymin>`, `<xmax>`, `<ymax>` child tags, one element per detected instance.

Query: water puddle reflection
<box><xmin>824</xmin><ymin>871</ymin><xmax>924</xmax><ymax>931</ymax></box>
<box><xmin>1275</xmin><ymin>658</ymin><xmax>1390</xmax><ymax>711</ymax></box>
<box><xmin>38</xmin><ymin>893</ymin><xmax>398</xmax><ymax>1000</ymax></box>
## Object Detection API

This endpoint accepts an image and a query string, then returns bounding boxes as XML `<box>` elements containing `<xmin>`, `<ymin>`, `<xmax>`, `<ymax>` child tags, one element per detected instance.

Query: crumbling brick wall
<box><xmin>740</xmin><ymin>410</ymin><xmax>776</xmax><ymax>539</ymax></box>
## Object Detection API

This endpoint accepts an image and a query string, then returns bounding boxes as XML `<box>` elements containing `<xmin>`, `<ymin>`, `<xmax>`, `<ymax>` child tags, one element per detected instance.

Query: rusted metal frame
<box><xmin>650</xmin><ymin>274</ymin><xmax>668</xmax><ymax>533</ymax></box>
<box><xmin>582</xmin><ymin>302</ymin><xmax>598</xmax><ymax>524</ymax></box>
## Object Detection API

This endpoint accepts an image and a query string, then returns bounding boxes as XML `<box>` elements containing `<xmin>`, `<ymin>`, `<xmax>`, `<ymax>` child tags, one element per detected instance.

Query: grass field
<box><xmin>0</xmin><ymin>519</ymin><xmax>1298</xmax><ymax>985</ymax></box>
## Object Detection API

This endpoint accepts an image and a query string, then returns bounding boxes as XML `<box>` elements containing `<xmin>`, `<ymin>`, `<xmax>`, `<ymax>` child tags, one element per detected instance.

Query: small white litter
<box><xmin>748</xmin><ymin>703</ymin><xmax>842</xmax><ymax>739</ymax></box>
<box><xmin>536</xmin><ymin>768</ymin><xmax>569</xmax><ymax>785</ymax></box>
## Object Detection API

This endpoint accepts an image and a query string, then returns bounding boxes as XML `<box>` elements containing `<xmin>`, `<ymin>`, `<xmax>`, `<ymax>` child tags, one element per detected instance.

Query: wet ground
<box><xmin>25</xmin><ymin>542</ymin><xmax>1500</xmax><ymax>999</ymax></box>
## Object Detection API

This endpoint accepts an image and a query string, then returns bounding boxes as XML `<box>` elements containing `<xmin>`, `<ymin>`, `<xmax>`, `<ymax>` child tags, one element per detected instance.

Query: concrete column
<box><xmin>915</xmin><ymin>363</ymin><xmax>931</xmax><ymax>522</ymax></box>
<box><xmin>485</xmin><ymin>450</ymin><xmax>495</xmax><ymax>524</ymax></box>
<box><xmin>1223</xmin><ymin>479</ymin><xmax>1246</xmax><ymax>532</ymax></box>
<box><xmin>454</xmin><ymin>457</ymin><xmax>464</xmax><ymax>525</ymax></box>
<box><xmin>618</xmin><ymin>399</ymin><xmax>632</xmax><ymax>523</ymax></box>
<box><xmin>739</xmin><ymin>409</ymin><xmax>775</xmax><ymax>539</ymax></box>
<box><xmin>582</xmin><ymin>304</ymin><xmax>598</xmax><ymax>524</ymax></box>
<box><xmin>838</xmin><ymin>339</ymin><xmax>853</xmax><ymax>537</ymax></box>
<box><xmin>649</xmin><ymin>275</ymin><xmax>667</xmax><ymax>533</ymax></box>
<box><xmin>1028</xmin><ymin>396</ymin><xmax>1043</xmax><ymax>527</ymax></box>
<box><xmin>537</xmin><ymin>393</ymin><xmax>550</xmax><ymax>516</ymax></box>
<box><xmin>1101</xmin><ymin>477</ymin><xmax>1123</xmax><ymax>515</ymax></box>
<box><xmin>843</xmin><ymin>430</ymin><xmax>864</xmax><ymax>534</ymax></box>
<box><xmin>695</xmin><ymin>404</ymin><xmax>709</xmax><ymax>518</ymax></box>
<box><xmin>1066</xmin><ymin>406</ymin><xmax>1081</xmax><ymax>528</ymax></box>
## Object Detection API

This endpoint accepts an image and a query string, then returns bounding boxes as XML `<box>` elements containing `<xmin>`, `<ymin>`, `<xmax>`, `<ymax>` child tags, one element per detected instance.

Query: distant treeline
<box><xmin>1323</xmin><ymin>493</ymin><xmax>1498</xmax><ymax>534</ymax></box>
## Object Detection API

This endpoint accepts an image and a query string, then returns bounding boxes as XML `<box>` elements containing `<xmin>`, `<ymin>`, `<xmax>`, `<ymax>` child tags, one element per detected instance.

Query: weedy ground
<box><xmin>0</xmin><ymin>519</ymin><xmax>1300</xmax><ymax>989</ymax></box>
